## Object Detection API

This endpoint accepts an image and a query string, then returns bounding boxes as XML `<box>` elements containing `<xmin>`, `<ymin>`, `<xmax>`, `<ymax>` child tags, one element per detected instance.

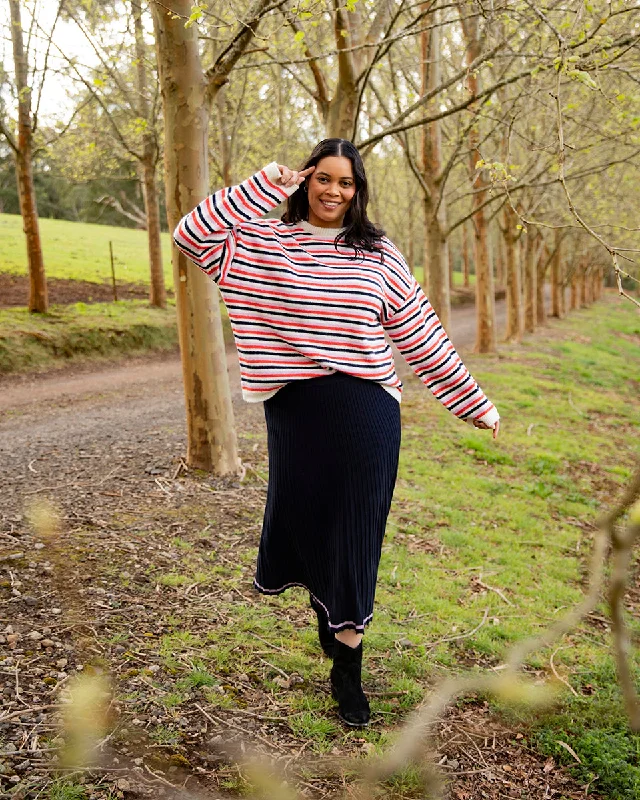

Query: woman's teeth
<box><xmin>321</xmin><ymin>200</ymin><xmax>339</xmax><ymax>209</ymax></box>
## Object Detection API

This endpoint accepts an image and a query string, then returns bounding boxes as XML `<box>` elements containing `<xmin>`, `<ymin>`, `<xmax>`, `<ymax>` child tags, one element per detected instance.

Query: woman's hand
<box><xmin>276</xmin><ymin>164</ymin><xmax>315</xmax><ymax>188</ymax></box>
<box><xmin>472</xmin><ymin>418</ymin><xmax>500</xmax><ymax>440</ymax></box>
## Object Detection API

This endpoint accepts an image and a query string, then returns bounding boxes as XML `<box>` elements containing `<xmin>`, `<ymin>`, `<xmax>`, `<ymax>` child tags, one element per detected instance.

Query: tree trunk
<box><xmin>570</xmin><ymin>268</ymin><xmax>579</xmax><ymax>310</ymax></box>
<box><xmin>420</xmin><ymin>7</ymin><xmax>450</xmax><ymax>329</ymax></box>
<box><xmin>325</xmin><ymin>1</ymin><xmax>358</xmax><ymax>138</ymax></box>
<box><xmin>579</xmin><ymin>266</ymin><xmax>587</xmax><ymax>307</ymax></box>
<box><xmin>461</xmin><ymin>11</ymin><xmax>495</xmax><ymax>352</ymax></box>
<box><xmin>591</xmin><ymin>267</ymin><xmax>600</xmax><ymax>301</ymax></box>
<box><xmin>585</xmin><ymin>267</ymin><xmax>593</xmax><ymax>305</ymax></box>
<box><xmin>141</xmin><ymin>153</ymin><xmax>166</xmax><ymax>308</ymax></box>
<box><xmin>494</xmin><ymin>225</ymin><xmax>505</xmax><ymax>290</ymax></box>
<box><xmin>536</xmin><ymin>242</ymin><xmax>547</xmax><ymax>326</ymax></box>
<box><xmin>132</xmin><ymin>0</ymin><xmax>166</xmax><ymax>308</ymax></box>
<box><xmin>152</xmin><ymin>1</ymin><xmax>239</xmax><ymax>475</ymax></box>
<box><xmin>502</xmin><ymin>205</ymin><xmax>521</xmax><ymax>341</ymax></box>
<box><xmin>407</xmin><ymin>202</ymin><xmax>415</xmax><ymax>274</ymax></box>
<box><xmin>523</xmin><ymin>232</ymin><xmax>536</xmax><ymax>334</ymax></box>
<box><xmin>462</xmin><ymin>219</ymin><xmax>470</xmax><ymax>288</ymax></box>
<box><xmin>550</xmin><ymin>230</ymin><xmax>562</xmax><ymax>318</ymax></box>
<box><xmin>9</xmin><ymin>0</ymin><xmax>47</xmax><ymax>313</ymax></box>
<box><xmin>215</xmin><ymin>87</ymin><xmax>233</xmax><ymax>186</ymax></box>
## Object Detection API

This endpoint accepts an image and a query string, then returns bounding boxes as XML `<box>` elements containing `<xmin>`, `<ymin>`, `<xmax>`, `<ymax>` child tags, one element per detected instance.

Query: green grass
<box><xmin>0</xmin><ymin>213</ymin><xmax>174</xmax><ymax>289</ymax></box>
<box><xmin>0</xmin><ymin>300</ymin><xmax>179</xmax><ymax>374</ymax></box>
<box><xmin>78</xmin><ymin>296</ymin><xmax>640</xmax><ymax>795</ymax></box>
<box><xmin>47</xmin><ymin>782</ymin><xmax>89</xmax><ymax>800</ymax></box>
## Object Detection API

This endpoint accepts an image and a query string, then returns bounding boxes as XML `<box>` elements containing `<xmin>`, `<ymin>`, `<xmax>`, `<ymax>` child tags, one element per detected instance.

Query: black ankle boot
<box><xmin>310</xmin><ymin>596</ymin><xmax>335</xmax><ymax>658</ymax></box>
<box><xmin>330</xmin><ymin>639</ymin><xmax>370</xmax><ymax>727</ymax></box>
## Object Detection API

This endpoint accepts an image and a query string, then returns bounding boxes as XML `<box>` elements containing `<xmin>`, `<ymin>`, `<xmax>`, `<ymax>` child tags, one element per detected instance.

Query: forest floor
<box><xmin>1</xmin><ymin>294</ymin><xmax>639</xmax><ymax>800</ymax></box>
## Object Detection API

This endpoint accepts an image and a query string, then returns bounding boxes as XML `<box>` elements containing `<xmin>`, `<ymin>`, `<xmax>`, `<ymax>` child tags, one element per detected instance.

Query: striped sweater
<box><xmin>173</xmin><ymin>162</ymin><xmax>499</xmax><ymax>427</ymax></box>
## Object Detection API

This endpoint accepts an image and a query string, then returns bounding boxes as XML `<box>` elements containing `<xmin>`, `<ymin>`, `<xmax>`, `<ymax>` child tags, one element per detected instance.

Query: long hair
<box><xmin>281</xmin><ymin>139</ymin><xmax>385</xmax><ymax>258</ymax></box>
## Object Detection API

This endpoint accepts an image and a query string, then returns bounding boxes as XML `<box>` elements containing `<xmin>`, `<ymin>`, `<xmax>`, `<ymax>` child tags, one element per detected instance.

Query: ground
<box><xmin>0</xmin><ymin>274</ymin><xmax>164</xmax><ymax>307</ymax></box>
<box><xmin>1</xmin><ymin>290</ymin><xmax>638</xmax><ymax>800</ymax></box>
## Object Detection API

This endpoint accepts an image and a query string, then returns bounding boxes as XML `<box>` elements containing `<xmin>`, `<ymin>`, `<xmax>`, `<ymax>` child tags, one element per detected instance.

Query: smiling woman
<box><xmin>172</xmin><ymin>137</ymin><xmax>500</xmax><ymax>728</ymax></box>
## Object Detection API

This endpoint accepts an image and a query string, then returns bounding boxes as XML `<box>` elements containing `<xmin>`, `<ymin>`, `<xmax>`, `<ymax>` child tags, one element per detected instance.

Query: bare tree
<box><xmin>2</xmin><ymin>0</ymin><xmax>54</xmax><ymax>313</ymax></box>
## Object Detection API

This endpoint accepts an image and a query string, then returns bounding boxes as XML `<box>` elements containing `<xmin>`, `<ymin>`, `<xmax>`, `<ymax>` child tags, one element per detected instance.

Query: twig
<box><xmin>549</xmin><ymin>647</ymin><xmax>579</xmax><ymax>697</ymax></box>
<box><xmin>424</xmin><ymin>609</ymin><xmax>489</xmax><ymax>650</ymax></box>
<box><xmin>474</xmin><ymin>578</ymin><xmax>513</xmax><ymax>607</ymax></box>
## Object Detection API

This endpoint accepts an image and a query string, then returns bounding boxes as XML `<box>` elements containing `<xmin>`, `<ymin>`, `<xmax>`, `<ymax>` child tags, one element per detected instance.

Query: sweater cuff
<box><xmin>471</xmin><ymin>406</ymin><xmax>500</xmax><ymax>428</ymax></box>
<box><xmin>263</xmin><ymin>162</ymin><xmax>300</xmax><ymax>199</ymax></box>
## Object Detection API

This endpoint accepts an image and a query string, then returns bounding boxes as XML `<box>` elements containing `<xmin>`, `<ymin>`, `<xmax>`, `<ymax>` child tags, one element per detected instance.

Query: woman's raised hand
<box><xmin>276</xmin><ymin>165</ymin><xmax>315</xmax><ymax>188</ymax></box>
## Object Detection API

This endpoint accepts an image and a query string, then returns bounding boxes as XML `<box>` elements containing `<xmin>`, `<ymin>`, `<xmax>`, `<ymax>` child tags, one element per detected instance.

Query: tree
<box><xmin>459</xmin><ymin>4</ymin><xmax>496</xmax><ymax>352</ymax></box>
<box><xmin>132</xmin><ymin>0</ymin><xmax>165</xmax><ymax>308</ymax></box>
<box><xmin>151</xmin><ymin>0</ymin><xmax>275</xmax><ymax>474</ymax></box>
<box><xmin>56</xmin><ymin>0</ymin><xmax>167</xmax><ymax>307</ymax></box>
<box><xmin>2</xmin><ymin>0</ymin><xmax>53</xmax><ymax>313</ymax></box>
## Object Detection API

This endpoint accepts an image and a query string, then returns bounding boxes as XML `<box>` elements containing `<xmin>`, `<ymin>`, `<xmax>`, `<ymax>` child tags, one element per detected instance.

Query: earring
<box><xmin>303</xmin><ymin>183</ymin><xmax>308</xmax><ymax>192</ymax></box>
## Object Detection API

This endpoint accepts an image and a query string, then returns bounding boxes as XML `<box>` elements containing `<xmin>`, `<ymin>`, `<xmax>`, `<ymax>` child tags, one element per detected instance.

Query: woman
<box><xmin>174</xmin><ymin>139</ymin><xmax>499</xmax><ymax>727</ymax></box>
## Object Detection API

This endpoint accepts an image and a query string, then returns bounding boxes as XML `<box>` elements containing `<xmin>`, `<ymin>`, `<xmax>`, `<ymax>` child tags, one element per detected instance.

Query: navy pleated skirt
<box><xmin>253</xmin><ymin>371</ymin><xmax>401</xmax><ymax>632</ymax></box>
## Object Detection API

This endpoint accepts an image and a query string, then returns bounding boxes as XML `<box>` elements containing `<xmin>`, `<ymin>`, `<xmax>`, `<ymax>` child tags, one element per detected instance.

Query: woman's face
<box><xmin>306</xmin><ymin>156</ymin><xmax>356</xmax><ymax>229</ymax></box>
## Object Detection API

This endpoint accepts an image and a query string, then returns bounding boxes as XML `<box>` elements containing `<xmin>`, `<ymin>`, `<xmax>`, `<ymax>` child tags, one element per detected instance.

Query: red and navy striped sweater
<box><xmin>173</xmin><ymin>162</ymin><xmax>499</xmax><ymax>427</ymax></box>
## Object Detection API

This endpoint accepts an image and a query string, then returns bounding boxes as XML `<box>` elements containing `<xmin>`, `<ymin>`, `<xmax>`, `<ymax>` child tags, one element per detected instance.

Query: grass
<box><xmin>0</xmin><ymin>300</ymin><xmax>179</xmax><ymax>374</ymax></box>
<box><xmin>87</xmin><ymin>295</ymin><xmax>640</xmax><ymax>796</ymax></box>
<box><xmin>0</xmin><ymin>213</ymin><xmax>174</xmax><ymax>289</ymax></box>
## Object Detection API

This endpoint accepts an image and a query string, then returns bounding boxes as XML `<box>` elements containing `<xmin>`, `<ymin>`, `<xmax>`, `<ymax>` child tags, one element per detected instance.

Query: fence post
<box><xmin>109</xmin><ymin>241</ymin><xmax>118</xmax><ymax>302</ymax></box>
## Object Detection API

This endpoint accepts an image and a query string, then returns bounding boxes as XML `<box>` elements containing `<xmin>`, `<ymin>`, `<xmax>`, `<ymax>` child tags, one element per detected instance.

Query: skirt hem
<box><xmin>253</xmin><ymin>578</ymin><xmax>372</xmax><ymax>633</ymax></box>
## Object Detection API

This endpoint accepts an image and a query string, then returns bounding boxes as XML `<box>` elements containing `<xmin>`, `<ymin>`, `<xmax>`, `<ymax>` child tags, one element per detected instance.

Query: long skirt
<box><xmin>253</xmin><ymin>371</ymin><xmax>401</xmax><ymax>632</ymax></box>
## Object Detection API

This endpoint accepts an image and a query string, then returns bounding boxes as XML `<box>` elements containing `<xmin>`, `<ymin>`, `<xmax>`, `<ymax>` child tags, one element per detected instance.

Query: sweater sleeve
<box><xmin>172</xmin><ymin>162</ymin><xmax>298</xmax><ymax>284</ymax></box>
<box><xmin>383</xmin><ymin>275</ymin><xmax>499</xmax><ymax>427</ymax></box>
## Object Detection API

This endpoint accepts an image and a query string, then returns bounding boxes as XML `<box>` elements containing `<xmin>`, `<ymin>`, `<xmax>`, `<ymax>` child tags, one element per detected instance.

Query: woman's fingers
<box><xmin>472</xmin><ymin>418</ymin><xmax>500</xmax><ymax>440</ymax></box>
<box><xmin>276</xmin><ymin>164</ymin><xmax>316</xmax><ymax>187</ymax></box>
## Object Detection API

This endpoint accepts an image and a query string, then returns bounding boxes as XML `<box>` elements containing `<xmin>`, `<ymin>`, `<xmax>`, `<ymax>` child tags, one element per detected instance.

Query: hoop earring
<box><xmin>303</xmin><ymin>183</ymin><xmax>308</xmax><ymax>192</ymax></box>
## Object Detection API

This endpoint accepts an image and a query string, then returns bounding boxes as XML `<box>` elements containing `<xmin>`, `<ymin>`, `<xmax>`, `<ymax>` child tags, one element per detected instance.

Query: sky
<box><xmin>0</xmin><ymin>2</ymin><xmax>130</xmax><ymax>126</ymax></box>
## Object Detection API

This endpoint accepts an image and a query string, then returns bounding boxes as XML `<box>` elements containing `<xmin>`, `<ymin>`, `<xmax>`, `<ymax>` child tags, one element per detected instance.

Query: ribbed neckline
<box><xmin>299</xmin><ymin>220</ymin><xmax>345</xmax><ymax>238</ymax></box>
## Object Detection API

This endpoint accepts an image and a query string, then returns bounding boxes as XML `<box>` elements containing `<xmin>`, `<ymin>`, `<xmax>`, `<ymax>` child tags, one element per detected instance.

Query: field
<box><xmin>6</xmin><ymin>296</ymin><xmax>640</xmax><ymax>799</ymax></box>
<box><xmin>0</xmin><ymin>214</ymin><xmax>175</xmax><ymax>290</ymax></box>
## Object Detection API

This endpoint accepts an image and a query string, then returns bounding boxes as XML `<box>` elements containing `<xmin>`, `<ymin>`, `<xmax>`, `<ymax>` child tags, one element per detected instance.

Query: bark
<box><xmin>585</xmin><ymin>267</ymin><xmax>593</xmax><ymax>305</ymax></box>
<box><xmin>579</xmin><ymin>265</ymin><xmax>587</xmax><ymax>307</ymax></box>
<box><xmin>592</xmin><ymin>267</ymin><xmax>601</xmax><ymax>301</ymax></box>
<box><xmin>9</xmin><ymin>0</ymin><xmax>47</xmax><ymax>313</ymax></box>
<box><xmin>461</xmin><ymin>9</ymin><xmax>495</xmax><ymax>352</ymax></box>
<box><xmin>494</xmin><ymin>225</ymin><xmax>505</xmax><ymax>290</ymax></box>
<box><xmin>419</xmin><ymin>6</ymin><xmax>450</xmax><ymax>329</ymax></box>
<box><xmin>550</xmin><ymin>229</ymin><xmax>563</xmax><ymax>318</ymax></box>
<box><xmin>502</xmin><ymin>204</ymin><xmax>521</xmax><ymax>341</ymax></box>
<box><xmin>133</xmin><ymin>0</ymin><xmax>165</xmax><ymax>308</ymax></box>
<box><xmin>152</xmin><ymin>1</ymin><xmax>239</xmax><ymax>475</ymax></box>
<box><xmin>326</xmin><ymin>0</ymin><xmax>358</xmax><ymax>138</ymax></box>
<box><xmin>536</xmin><ymin>241</ymin><xmax>547</xmax><ymax>326</ymax></box>
<box><xmin>523</xmin><ymin>232</ymin><xmax>536</xmax><ymax>334</ymax></box>
<box><xmin>570</xmin><ymin>268</ymin><xmax>579</xmax><ymax>310</ymax></box>
<box><xmin>215</xmin><ymin>87</ymin><xmax>233</xmax><ymax>187</ymax></box>
<box><xmin>462</xmin><ymin>219</ymin><xmax>470</xmax><ymax>288</ymax></box>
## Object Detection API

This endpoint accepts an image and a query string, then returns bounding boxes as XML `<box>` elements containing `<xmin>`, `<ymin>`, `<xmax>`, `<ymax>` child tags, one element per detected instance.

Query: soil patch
<box><xmin>0</xmin><ymin>273</ymin><xmax>173</xmax><ymax>307</ymax></box>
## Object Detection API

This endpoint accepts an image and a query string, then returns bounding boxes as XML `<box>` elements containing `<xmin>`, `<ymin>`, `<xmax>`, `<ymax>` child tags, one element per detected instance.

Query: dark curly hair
<box><xmin>281</xmin><ymin>138</ymin><xmax>385</xmax><ymax>258</ymax></box>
